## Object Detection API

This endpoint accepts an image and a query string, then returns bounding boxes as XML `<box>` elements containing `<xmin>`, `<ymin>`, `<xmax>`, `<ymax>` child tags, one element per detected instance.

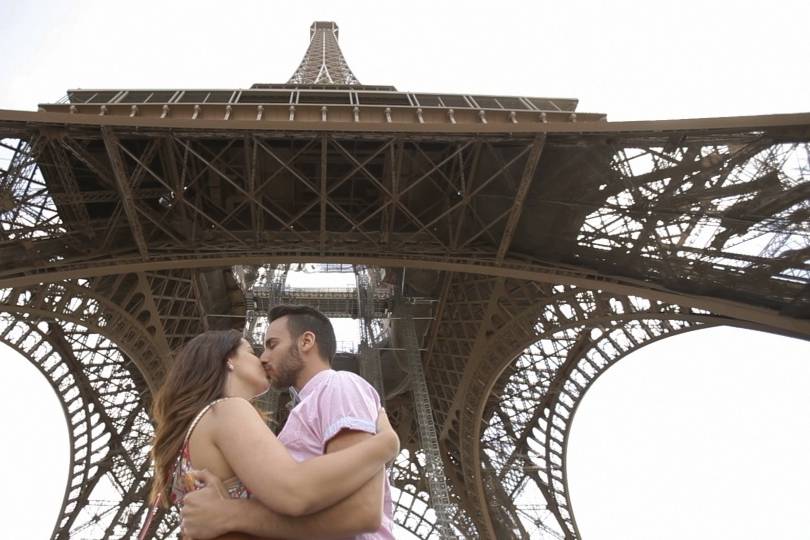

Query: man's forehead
<box><xmin>265</xmin><ymin>317</ymin><xmax>290</xmax><ymax>339</ymax></box>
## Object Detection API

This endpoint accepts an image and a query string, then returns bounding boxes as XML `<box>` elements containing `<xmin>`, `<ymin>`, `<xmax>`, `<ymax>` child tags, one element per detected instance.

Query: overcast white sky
<box><xmin>1</xmin><ymin>1</ymin><xmax>809</xmax><ymax>538</ymax></box>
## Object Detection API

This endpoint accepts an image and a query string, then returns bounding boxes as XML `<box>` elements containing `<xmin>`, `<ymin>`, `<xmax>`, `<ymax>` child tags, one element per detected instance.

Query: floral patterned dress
<box><xmin>170</xmin><ymin>397</ymin><xmax>251</xmax><ymax>507</ymax></box>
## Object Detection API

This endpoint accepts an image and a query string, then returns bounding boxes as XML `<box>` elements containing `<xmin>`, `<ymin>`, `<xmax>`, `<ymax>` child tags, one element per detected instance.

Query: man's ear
<box><xmin>299</xmin><ymin>331</ymin><xmax>316</xmax><ymax>353</ymax></box>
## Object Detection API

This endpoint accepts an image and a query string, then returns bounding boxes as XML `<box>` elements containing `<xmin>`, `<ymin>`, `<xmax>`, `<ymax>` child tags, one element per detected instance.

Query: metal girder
<box><xmin>441</xmin><ymin>282</ymin><xmax>742</xmax><ymax>537</ymax></box>
<box><xmin>496</xmin><ymin>135</ymin><xmax>546</xmax><ymax>262</ymax></box>
<box><xmin>422</xmin><ymin>274</ymin><xmax>756</xmax><ymax>536</ymax></box>
<box><xmin>0</xmin><ymin>314</ymin><xmax>178</xmax><ymax>538</ymax></box>
<box><xmin>44</xmin><ymin>139</ymin><xmax>95</xmax><ymax>240</ymax></box>
<box><xmin>320</xmin><ymin>134</ymin><xmax>328</xmax><ymax>252</ymax></box>
<box><xmin>0</xmin><ymin>279</ymin><xmax>166</xmax><ymax>390</ymax></box>
<box><xmin>355</xmin><ymin>266</ymin><xmax>385</xmax><ymax>395</ymax></box>
<box><xmin>396</xmin><ymin>302</ymin><xmax>454</xmax><ymax>537</ymax></box>
<box><xmin>101</xmin><ymin>128</ymin><xmax>150</xmax><ymax>259</ymax></box>
<box><xmin>1</xmin><ymin>127</ymin><xmax>807</xmax><ymax>337</ymax></box>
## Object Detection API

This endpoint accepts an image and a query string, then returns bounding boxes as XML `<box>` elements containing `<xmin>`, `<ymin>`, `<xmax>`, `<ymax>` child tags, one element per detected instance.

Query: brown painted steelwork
<box><xmin>1</xmin><ymin>21</ymin><xmax>809</xmax><ymax>540</ymax></box>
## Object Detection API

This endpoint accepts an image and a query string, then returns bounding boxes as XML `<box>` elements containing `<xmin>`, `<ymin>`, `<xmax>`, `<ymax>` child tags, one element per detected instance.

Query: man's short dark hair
<box><xmin>268</xmin><ymin>304</ymin><xmax>336</xmax><ymax>363</ymax></box>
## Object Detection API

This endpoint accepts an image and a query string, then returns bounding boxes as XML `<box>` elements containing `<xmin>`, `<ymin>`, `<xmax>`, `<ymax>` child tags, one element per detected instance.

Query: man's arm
<box><xmin>182</xmin><ymin>431</ymin><xmax>385</xmax><ymax>540</ymax></box>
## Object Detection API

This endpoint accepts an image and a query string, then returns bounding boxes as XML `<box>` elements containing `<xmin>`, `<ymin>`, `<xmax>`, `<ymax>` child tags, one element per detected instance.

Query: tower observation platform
<box><xmin>1</xmin><ymin>20</ymin><xmax>809</xmax><ymax>539</ymax></box>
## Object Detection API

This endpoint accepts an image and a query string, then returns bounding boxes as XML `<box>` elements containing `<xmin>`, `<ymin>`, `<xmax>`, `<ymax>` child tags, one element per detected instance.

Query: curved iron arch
<box><xmin>0</xmin><ymin>281</ymin><xmax>167</xmax><ymax>392</ymax></box>
<box><xmin>471</xmin><ymin>304</ymin><xmax>800</xmax><ymax>538</ymax></box>
<box><xmin>446</xmin><ymin>280</ymin><xmax>790</xmax><ymax>538</ymax></box>
<box><xmin>0</xmin><ymin>313</ymin><xmax>179</xmax><ymax>538</ymax></box>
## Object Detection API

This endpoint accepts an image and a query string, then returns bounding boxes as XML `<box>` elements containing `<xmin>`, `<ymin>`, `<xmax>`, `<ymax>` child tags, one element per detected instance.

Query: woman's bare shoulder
<box><xmin>194</xmin><ymin>397</ymin><xmax>259</xmax><ymax>435</ymax></box>
<box><xmin>209</xmin><ymin>396</ymin><xmax>257</xmax><ymax>418</ymax></box>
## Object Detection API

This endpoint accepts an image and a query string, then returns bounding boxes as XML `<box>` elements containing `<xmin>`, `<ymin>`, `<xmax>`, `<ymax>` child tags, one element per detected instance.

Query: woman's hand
<box><xmin>181</xmin><ymin>470</ymin><xmax>230</xmax><ymax>539</ymax></box>
<box><xmin>375</xmin><ymin>407</ymin><xmax>400</xmax><ymax>461</ymax></box>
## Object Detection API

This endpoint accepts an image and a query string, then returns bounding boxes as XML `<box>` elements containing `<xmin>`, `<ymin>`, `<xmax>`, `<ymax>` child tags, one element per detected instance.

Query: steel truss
<box><xmin>287</xmin><ymin>21</ymin><xmax>361</xmax><ymax>86</ymax></box>
<box><xmin>422</xmin><ymin>274</ymin><xmax>758</xmax><ymax>537</ymax></box>
<box><xmin>396</xmin><ymin>302</ymin><xmax>454</xmax><ymax>537</ymax></box>
<box><xmin>0</xmin><ymin>313</ymin><xmax>179</xmax><ymax>538</ymax></box>
<box><xmin>0</xmin><ymin>125</ymin><xmax>807</xmax><ymax>332</ymax></box>
<box><xmin>355</xmin><ymin>266</ymin><xmax>386</xmax><ymax>396</ymax></box>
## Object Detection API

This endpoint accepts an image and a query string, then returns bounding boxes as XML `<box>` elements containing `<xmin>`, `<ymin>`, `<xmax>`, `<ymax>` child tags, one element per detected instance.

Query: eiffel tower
<box><xmin>1</xmin><ymin>20</ymin><xmax>809</xmax><ymax>539</ymax></box>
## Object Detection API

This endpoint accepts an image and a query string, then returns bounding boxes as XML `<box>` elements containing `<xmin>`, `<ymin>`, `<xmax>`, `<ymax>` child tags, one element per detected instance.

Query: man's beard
<box><xmin>271</xmin><ymin>343</ymin><xmax>304</xmax><ymax>389</ymax></box>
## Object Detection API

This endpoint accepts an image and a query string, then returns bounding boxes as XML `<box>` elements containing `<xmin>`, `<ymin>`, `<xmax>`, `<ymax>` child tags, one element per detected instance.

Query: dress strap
<box><xmin>183</xmin><ymin>397</ymin><xmax>238</xmax><ymax>446</ymax></box>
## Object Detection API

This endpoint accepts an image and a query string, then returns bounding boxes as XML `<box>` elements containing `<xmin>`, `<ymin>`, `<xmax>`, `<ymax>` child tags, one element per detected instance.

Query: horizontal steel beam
<box><xmin>2</xmin><ymin>252</ymin><xmax>808</xmax><ymax>337</ymax></box>
<box><xmin>2</xmin><ymin>108</ymin><xmax>809</xmax><ymax>136</ymax></box>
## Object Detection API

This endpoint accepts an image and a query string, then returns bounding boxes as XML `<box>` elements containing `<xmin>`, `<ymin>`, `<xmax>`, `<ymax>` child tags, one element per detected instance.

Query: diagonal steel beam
<box><xmin>320</xmin><ymin>134</ymin><xmax>327</xmax><ymax>253</ymax></box>
<box><xmin>496</xmin><ymin>136</ymin><xmax>546</xmax><ymax>262</ymax></box>
<box><xmin>327</xmin><ymin>137</ymin><xmax>449</xmax><ymax>248</ymax></box>
<box><xmin>46</xmin><ymin>139</ymin><xmax>95</xmax><ymax>239</ymax></box>
<box><xmin>413</xmin><ymin>143</ymin><xmax>462</xmax><ymax>196</ymax></box>
<box><xmin>459</xmin><ymin>206</ymin><xmax>513</xmax><ymax>249</ymax></box>
<box><xmin>451</xmin><ymin>141</ymin><xmax>482</xmax><ymax>249</ymax></box>
<box><xmin>254</xmin><ymin>137</ymin><xmax>381</xmax><ymax>245</ymax></box>
<box><xmin>116</xmin><ymin>140</ymin><xmax>248</xmax><ymax>247</ymax></box>
<box><xmin>425</xmin><ymin>271</ymin><xmax>453</xmax><ymax>369</ymax></box>
<box><xmin>101</xmin><ymin>128</ymin><xmax>150</xmax><ymax>259</ymax></box>
<box><xmin>175</xmin><ymin>137</ymin><xmax>301</xmax><ymax>239</ymax></box>
<box><xmin>259</xmin><ymin>137</ymin><xmax>392</xmax><ymax>234</ymax></box>
<box><xmin>67</xmin><ymin>137</ymin><xmax>165</xmax><ymax>251</ymax></box>
<box><xmin>159</xmin><ymin>137</ymin><xmax>189</xmax><ymax>225</ymax></box>
<box><xmin>322</xmin><ymin>139</ymin><xmax>444</xmax><ymax>249</ymax></box>
<box><xmin>405</xmin><ymin>144</ymin><xmax>533</xmax><ymax>248</ymax></box>
<box><xmin>399</xmin><ymin>140</ymin><xmax>474</xmax><ymax>199</ymax></box>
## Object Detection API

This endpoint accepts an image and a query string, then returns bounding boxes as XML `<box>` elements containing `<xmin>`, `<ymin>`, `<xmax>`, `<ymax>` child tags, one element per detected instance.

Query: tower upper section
<box><xmin>37</xmin><ymin>21</ymin><xmax>606</xmax><ymax>127</ymax></box>
<box><xmin>287</xmin><ymin>21</ymin><xmax>360</xmax><ymax>86</ymax></box>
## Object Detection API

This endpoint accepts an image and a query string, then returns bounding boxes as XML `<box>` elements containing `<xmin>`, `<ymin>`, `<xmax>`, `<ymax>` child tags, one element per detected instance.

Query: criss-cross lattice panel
<box><xmin>474</xmin><ymin>284</ymin><xmax>749</xmax><ymax>538</ymax></box>
<box><xmin>0</xmin><ymin>313</ymin><xmax>177</xmax><ymax>539</ymax></box>
<box><xmin>575</xmin><ymin>140</ymin><xmax>810</xmax><ymax>304</ymax></box>
<box><xmin>288</xmin><ymin>21</ymin><xmax>361</xmax><ymax>85</ymax></box>
<box><xmin>387</xmin><ymin>399</ymin><xmax>473</xmax><ymax>539</ymax></box>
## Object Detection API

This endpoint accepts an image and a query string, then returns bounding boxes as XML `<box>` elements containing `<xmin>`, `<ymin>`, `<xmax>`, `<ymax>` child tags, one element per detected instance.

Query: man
<box><xmin>181</xmin><ymin>304</ymin><xmax>395</xmax><ymax>539</ymax></box>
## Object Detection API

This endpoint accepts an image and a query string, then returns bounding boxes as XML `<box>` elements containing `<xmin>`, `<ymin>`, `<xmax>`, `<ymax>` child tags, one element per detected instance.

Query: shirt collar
<box><xmin>287</xmin><ymin>386</ymin><xmax>302</xmax><ymax>407</ymax></box>
<box><xmin>288</xmin><ymin>368</ymin><xmax>334</xmax><ymax>406</ymax></box>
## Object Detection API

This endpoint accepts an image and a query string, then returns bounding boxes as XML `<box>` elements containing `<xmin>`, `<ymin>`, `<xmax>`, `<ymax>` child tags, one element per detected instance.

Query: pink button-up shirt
<box><xmin>278</xmin><ymin>369</ymin><xmax>395</xmax><ymax>540</ymax></box>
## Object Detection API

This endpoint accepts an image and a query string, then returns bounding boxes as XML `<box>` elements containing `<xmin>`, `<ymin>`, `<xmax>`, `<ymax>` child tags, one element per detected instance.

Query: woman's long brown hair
<box><xmin>149</xmin><ymin>329</ymin><xmax>244</xmax><ymax>507</ymax></box>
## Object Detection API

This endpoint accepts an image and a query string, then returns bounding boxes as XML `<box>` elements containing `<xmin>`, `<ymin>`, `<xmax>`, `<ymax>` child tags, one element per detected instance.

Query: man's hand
<box><xmin>181</xmin><ymin>470</ymin><xmax>232</xmax><ymax>539</ymax></box>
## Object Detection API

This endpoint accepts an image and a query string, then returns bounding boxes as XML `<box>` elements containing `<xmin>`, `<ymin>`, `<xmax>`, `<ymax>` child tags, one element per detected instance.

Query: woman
<box><xmin>149</xmin><ymin>329</ymin><xmax>399</xmax><ymax>522</ymax></box>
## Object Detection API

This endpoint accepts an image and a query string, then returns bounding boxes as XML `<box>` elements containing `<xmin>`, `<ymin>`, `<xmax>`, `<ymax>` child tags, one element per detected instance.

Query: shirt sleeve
<box><xmin>316</xmin><ymin>372</ymin><xmax>380</xmax><ymax>449</ymax></box>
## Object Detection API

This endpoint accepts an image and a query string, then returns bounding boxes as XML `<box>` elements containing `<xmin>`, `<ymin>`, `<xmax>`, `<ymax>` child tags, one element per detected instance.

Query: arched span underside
<box><xmin>424</xmin><ymin>275</ymin><xmax>780</xmax><ymax>538</ymax></box>
<box><xmin>3</xmin><ymin>253</ymin><xmax>806</xmax><ymax>337</ymax></box>
<box><xmin>0</xmin><ymin>314</ymin><xmax>179</xmax><ymax>539</ymax></box>
<box><xmin>0</xmin><ymin>280</ymin><xmax>167</xmax><ymax>391</ymax></box>
<box><xmin>0</xmin><ymin>130</ymin><xmax>808</xmax><ymax>335</ymax></box>
<box><xmin>479</xmin><ymin>317</ymin><xmax>715</xmax><ymax>538</ymax></box>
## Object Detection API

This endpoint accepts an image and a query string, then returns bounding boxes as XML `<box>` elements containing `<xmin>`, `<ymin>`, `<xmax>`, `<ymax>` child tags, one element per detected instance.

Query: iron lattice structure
<box><xmin>1</xmin><ymin>21</ymin><xmax>809</xmax><ymax>539</ymax></box>
<box><xmin>288</xmin><ymin>21</ymin><xmax>361</xmax><ymax>86</ymax></box>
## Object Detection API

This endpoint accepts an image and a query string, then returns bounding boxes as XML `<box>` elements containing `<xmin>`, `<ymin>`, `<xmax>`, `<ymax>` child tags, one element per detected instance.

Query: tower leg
<box><xmin>397</xmin><ymin>303</ymin><xmax>454</xmax><ymax>538</ymax></box>
<box><xmin>358</xmin><ymin>342</ymin><xmax>384</xmax><ymax>398</ymax></box>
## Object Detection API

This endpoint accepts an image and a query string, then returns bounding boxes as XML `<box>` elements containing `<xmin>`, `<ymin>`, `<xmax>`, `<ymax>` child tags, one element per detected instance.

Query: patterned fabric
<box><xmin>278</xmin><ymin>369</ymin><xmax>395</xmax><ymax>540</ymax></box>
<box><xmin>170</xmin><ymin>397</ymin><xmax>251</xmax><ymax>507</ymax></box>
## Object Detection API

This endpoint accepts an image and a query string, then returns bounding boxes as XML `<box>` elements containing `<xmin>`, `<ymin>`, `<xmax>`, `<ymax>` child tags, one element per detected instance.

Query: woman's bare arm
<box><xmin>210</xmin><ymin>398</ymin><xmax>398</xmax><ymax>516</ymax></box>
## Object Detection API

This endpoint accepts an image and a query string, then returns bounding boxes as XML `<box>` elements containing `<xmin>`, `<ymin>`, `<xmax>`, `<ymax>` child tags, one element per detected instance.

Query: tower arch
<box><xmin>0</xmin><ymin>315</ymin><xmax>179</xmax><ymax>539</ymax></box>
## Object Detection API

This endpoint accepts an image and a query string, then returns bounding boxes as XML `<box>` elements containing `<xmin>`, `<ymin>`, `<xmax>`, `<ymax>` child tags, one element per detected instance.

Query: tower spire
<box><xmin>288</xmin><ymin>21</ymin><xmax>360</xmax><ymax>85</ymax></box>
